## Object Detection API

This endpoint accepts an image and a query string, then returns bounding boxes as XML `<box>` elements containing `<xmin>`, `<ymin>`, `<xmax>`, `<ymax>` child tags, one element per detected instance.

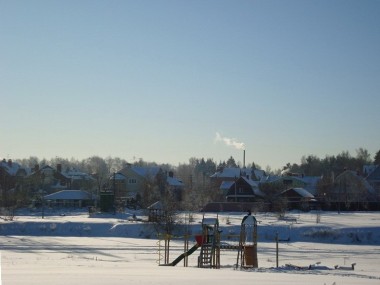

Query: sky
<box><xmin>1</xmin><ymin>0</ymin><xmax>379</xmax><ymax>170</ymax></box>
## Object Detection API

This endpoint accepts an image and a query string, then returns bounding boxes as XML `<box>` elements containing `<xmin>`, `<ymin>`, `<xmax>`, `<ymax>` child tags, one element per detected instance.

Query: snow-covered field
<box><xmin>1</xmin><ymin>209</ymin><xmax>380</xmax><ymax>285</ymax></box>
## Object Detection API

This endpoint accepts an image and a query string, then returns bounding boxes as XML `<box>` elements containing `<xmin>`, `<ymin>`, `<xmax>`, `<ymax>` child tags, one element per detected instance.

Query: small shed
<box><xmin>147</xmin><ymin>201</ymin><xmax>164</xmax><ymax>222</ymax></box>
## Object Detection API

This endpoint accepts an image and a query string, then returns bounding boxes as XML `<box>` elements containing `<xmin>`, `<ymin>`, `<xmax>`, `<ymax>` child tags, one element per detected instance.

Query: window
<box><xmin>128</xmin><ymin>178</ymin><xmax>137</xmax><ymax>184</ymax></box>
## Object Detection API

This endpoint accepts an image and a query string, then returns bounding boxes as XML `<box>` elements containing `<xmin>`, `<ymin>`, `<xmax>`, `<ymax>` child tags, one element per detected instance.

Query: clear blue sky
<box><xmin>1</xmin><ymin>0</ymin><xmax>379</xmax><ymax>170</ymax></box>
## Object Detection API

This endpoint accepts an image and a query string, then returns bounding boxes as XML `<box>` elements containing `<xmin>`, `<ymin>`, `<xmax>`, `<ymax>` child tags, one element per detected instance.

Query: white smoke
<box><xmin>215</xmin><ymin>132</ymin><xmax>245</xmax><ymax>150</ymax></box>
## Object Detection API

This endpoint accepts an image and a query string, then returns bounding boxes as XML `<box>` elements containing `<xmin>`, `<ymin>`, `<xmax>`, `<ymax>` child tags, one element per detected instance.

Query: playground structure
<box><xmin>158</xmin><ymin>213</ymin><xmax>258</xmax><ymax>269</ymax></box>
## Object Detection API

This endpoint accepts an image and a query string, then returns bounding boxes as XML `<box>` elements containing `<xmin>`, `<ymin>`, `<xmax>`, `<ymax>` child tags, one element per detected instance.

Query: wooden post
<box><xmin>275</xmin><ymin>232</ymin><xmax>279</xmax><ymax>268</ymax></box>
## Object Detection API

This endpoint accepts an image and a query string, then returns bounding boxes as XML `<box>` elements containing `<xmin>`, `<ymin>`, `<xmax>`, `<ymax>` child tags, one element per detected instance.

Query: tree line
<box><xmin>13</xmin><ymin>147</ymin><xmax>380</xmax><ymax>180</ymax></box>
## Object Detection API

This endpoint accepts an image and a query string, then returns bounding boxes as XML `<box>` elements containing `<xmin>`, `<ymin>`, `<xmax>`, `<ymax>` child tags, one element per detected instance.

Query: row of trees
<box><xmin>282</xmin><ymin>148</ymin><xmax>380</xmax><ymax>176</ymax></box>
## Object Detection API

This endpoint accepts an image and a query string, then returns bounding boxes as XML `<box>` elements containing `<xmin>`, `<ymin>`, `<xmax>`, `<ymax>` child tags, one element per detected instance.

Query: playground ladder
<box><xmin>199</xmin><ymin>243</ymin><xmax>213</xmax><ymax>268</ymax></box>
<box><xmin>198</xmin><ymin>216</ymin><xmax>220</xmax><ymax>269</ymax></box>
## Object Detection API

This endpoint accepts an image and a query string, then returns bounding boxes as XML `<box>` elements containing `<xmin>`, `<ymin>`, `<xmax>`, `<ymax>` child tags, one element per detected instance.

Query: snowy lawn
<box><xmin>1</xmin><ymin>210</ymin><xmax>380</xmax><ymax>285</ymax></box>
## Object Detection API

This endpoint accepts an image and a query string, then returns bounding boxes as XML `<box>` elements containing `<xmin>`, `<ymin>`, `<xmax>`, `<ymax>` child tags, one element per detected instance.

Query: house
<box><xmin>44</xmin><ymin>190</ymin><xmax>96</xmax><ymax>208</ymax></box>
<box><xmin>278</xmin><ymin>187</ymin><xmax>317</xmax><ymax>211</ymax></box>
<box><xmin>115</xmin><ymin>165</ymin><xmax>184</xmax><ymax>204</ymax></box>
<box><xmin>0</xmin><ymin>159</ymin><xmax>28</xmax><ymax>207</ymax></box>
<box><xmin>222</xmin><ymin>176</ymin><xmax>265</xmax><ymax>202</ymax></box>
<box><xmin>329</xmin><ymin>170</ymin><xmax>377</xmax><ymax>210</ymax></box>
<box><xmin>210</xmin><ymin>167</ymin><xmax>267</xmax><ymax>199</ymax></box>
<box><xmin>26</xmin><ymin>165</ymin><xmax>71</xmax><ymax>194</ymax></box>
<box><xmin>0</xmin><ymin>159</ymin><xmax>28</xmax><ymax>191</ymax></box>
<box><xmin>26</xmin><ymin>164</ymin><xmax>95</xmax><ymax>195</ymax></box>
<box><xmin>59</xmin><ymin>166</ymin><xmax>96</xmax><ymax>192</ymax></box>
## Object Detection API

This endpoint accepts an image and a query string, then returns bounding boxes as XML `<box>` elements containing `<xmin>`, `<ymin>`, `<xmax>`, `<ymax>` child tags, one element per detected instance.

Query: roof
<box><xmin>210</xmin><ymin>167</ymin><xmax>267</xmax><ymax>181</ymax></box>
<box><xmin>202</xmin><ymin>218</ymin><xmax>218</xmax><ymax>225</ymax></box>
<box><xmin>0</xmin><ymin>159</ymin><xmax>25</xmax><ymax>176</ymax></box>
<box><xmin>301</xmin><ymin>176</ymin><xmax>321</xmax><ymax>195</ymax></box>
<box><xmin>167</xmin><ymin>176</ymin><xmax>184</xmax><ymax>187</ymax></box>
<box><xmin>281</xmin><ymin>188</ymin><xmax>314</xmax><ymax>198</ymax></box>
<box><xmin>221</xmin><ymin>176</ymin><xmax>265</xmax><ymax>197</ymax></box>
<box><xmin>264</xmin><ymin>175</ymin><xmax>307</xmax><ymax>185</ymax></box>
<box><xmin>147</xmin><ymin>201</ymin><xmax>163</xmax><ymax>210</ymax></box>
<box><xmin>61</xmin><ymin>170</ymin><xmax>94</xmax><ymax>181</ymax></box>
<box><xmin>363</xmin><ymin>165</ymin><xmax>378</xmax><ymax>176</ymax></box>
<box><xmin>366</xmin><ymin>165</ymin><xmax>380</xmax><ymax>181</ymax></box>
<box><xmin>113</xmin><ymin>173</ymin><xmax>127</xmax><ymax>180</ymax></box>
<box><xmin>132</xmin><ymin>166</ymin><xmax>160</xmax><ymax>178</ymax></box>
<box><xmin>44</xmin><ymin>190</ymin><xmax>94</xmax><ymax>200</ymax></box>
<box><xmin>220</xmin><ymin>181</ymin><xmax>234</xmax><ymax>190</ymax></box>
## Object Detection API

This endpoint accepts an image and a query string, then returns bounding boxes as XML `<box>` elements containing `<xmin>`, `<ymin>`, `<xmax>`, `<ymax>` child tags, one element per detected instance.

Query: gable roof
<box><xmin>222</xmin><ymin>176</ymin><xmax>265</xmax><ymax>197</ymax></box>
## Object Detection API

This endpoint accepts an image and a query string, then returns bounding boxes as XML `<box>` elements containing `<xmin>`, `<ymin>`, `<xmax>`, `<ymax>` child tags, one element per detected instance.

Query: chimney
<box><xmin>168</xmin><ymin>171</ymin><xmax>174</xmax><ymax>178</ymax></box>
<box><xmin>7</xmin><ymin>159</ymin><xmax>12</xmax><ymax>168</ymax></box>
<box><xmin>243</xmin><ymin>150</ymin><xmax>246</xmax><ymax>168</ymax></box>
<box><xmin>57</xmin><ymin>164</ymin><xmax>62</xmax><ymax>173</ymax></box>
<box><xmin>34</xmin><ymin>164</ymin><xmax>40</xmax><ymax>172</ymax></box>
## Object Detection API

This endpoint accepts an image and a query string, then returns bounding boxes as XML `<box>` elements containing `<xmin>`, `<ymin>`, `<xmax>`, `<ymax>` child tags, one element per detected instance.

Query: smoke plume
<box><xmin>215</xmin><ymin>132</ymin><xmax>245</xmax><ymax>150</ymax></box>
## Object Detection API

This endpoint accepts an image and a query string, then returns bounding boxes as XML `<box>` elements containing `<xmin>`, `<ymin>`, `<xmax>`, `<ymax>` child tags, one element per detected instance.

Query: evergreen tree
<box><xmin>226</xmin><ymin>156</ymin><xmax>237</xmax><ymax>167</ymax></box>
<box><xmin>374</xmin><ymin>150</ymin><xmax>380</xmax><ymax>165</ymax></box>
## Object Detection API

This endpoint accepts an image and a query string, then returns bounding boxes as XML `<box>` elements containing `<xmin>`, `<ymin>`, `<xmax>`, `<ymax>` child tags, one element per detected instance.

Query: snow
<box><xmin>1</xmin><ymin>209</ymin><xmax>380</xmax><ymax>285</ymax></box>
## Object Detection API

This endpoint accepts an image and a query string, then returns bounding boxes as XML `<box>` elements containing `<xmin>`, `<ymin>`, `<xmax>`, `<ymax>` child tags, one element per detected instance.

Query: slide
<box><xmin>160</xmin><ymin>243</ymin><xmax>200</xmax><ymax>266</ymax></box>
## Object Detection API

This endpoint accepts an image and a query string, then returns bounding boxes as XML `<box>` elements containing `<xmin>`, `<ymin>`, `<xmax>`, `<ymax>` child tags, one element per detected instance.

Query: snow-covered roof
<box><xmin>363</xmin><ymin>165</ymin><xmax>378</xmax><ymax>176</ymax></box>
<box><xmin>220</xmin><ymin>177</ymin><xmax>265</xmax><ymax>197</ymax></box>
<box><xmin>282</xmin><ymin>188</ymin><xmax>314</xmax><ymax>198</ymax></box>
<box><xmin>0</xmin><ymin>159</ymin><xmax>25</xmax><ymax>176</ymax></box>
<box><xmin>62</xmin><ymin>170</ymin><xmax>94</xmax><ymax>181</ymax></box>
<box><xmin>167</xmin><ymin>176</ymin><xmax>184</xmax><ymax>187</ymax></box>
<box><xmin>220</xmin><ymin>181</ymin><xmax>234</xmax><ymax>190</ymax></box>
<box><xmin>242</xmin><ymin>215</ymin><xmax>257</xmax><ymax>225</ymax></box>
<box><xmin>301</xmin><ymin>176</ymin><xmax>321</xmax><ymax>195</ymax></box>
<box><xmin>241</xmin><ymin>176</ymin><xmax>259</xmax><ymax>187</ymax></box>
<box><xmin>210</xmin><ymin>167</ymin><xmax>265</xmax><ymax>181</ymax></box>
<box><xmin>113</xmin><ymin>173</ymin><xmax>127</xmax><ymax>180</ymax></box>
<box><xmin>366</xmin><ymin>165</ymin><xmax>380</xmax><ymax>181</ymax></box>
<box><xmin>147</xmin><ymin>201</ymin><xmax>163</xmax><ymax>210</ymax></box>
<box><xmin>132</xmin><ymin>166</ymin><xmax>160</xmax><ymax>178</ymax></box>
<box><xmin>44</xmin><ymin>190</ymin><xmax>94</xmax><ymax>200</ymax></box>
<box><xmin>210</xmin><ymin>167</ymin><xmax>241</xmax><ymax>178</ymax></box>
